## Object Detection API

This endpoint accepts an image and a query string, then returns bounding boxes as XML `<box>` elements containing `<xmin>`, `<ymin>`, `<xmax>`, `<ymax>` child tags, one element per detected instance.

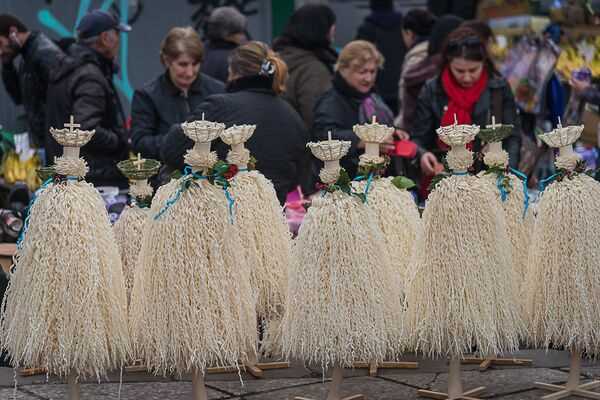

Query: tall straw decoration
<box><xmin>404</xmin><ymin>118</ymin><xmax>522</xmax><ymax>400</ymax></box>
<box><xmin>113</xmin><ymin>155</ymin><xmax>160</xmax><ymax>305</ymax></box>
<box><xmin>128</xmin><ymin>117</ymin><xmax>256</xmax><ymax>399</ymax></box>
<box><xmin>281</xmin><ymin>133</ymin><xmax>401</xmax><ymax>400</ymax></box>
<box><xmin>0</xmin><ymin>116</ymin><xmax>131</xmax><ymax>397</ymax></box>
<box><xmin>523</xmin><ymin>121</ymin><xmax>600</xmax><ymax>399</ymax></box>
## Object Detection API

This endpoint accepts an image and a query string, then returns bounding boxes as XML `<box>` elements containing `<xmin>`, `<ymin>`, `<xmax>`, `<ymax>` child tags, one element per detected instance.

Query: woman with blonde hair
<box><xmin>313</xmin><ymin>40</ymin><xmax>402</xmax><ymax>178</ymax></box>
<box><xmin>131</xmin><ymin>26</ymin><xmax>224</xmax><ymax>163</ymax></box>
<box><xmin>162</xmin><ymin>41</ymin><xmax>309</xmax><ymax>204</ymax></box>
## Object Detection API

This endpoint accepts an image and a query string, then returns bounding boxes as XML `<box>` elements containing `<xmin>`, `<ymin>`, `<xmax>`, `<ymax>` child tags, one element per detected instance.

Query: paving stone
<box><xmin>379</xmin><ymin>372</ymin><xmax>438</xmax><ymax>388</ymax></box>
<box><xmin>243</xmin><ymin>376</ymin><xmax>417</xmax><ymax>400</ymax></box>
<box><xmin>24</xmin><ymin>381</ymin><xmax>234</xmax><ymax>400</ymax></box>
<box><xmin>0</xmin><ymin>388</ymin><xmax>43</xmax><ymax>400</ymax></box>
<box><xmin>430</xmin><ymin>368</ymin><xmax>569</xmax><ymax>398</ymax></box>
<box><xmin>210</xmin><ymin>378</ymin><xmax>322</xmax><ymax>396</ymax></box>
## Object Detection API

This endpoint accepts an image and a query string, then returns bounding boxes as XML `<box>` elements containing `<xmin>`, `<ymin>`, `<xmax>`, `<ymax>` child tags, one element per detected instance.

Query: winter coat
<box><xmin>355</xmin><ymin>10</ymin><xmax>406</xmax><ymax>112</ymax></box>
<box><xmin>275</xmin><ymin>44</ymin><xmax>336</xmax><ymax>129</ymax></box>
<box><xmin>396</xmin><ymin>40</ymin><xmax>429</xmax><ymax>131</ymax></box>
<box><xmin>1</xmin><ymin>32</ymin><xmax>64</xmax><ymax>146</ymax></box>
<box><xmin>412</xmin><ymin>74</ymin><xmax>522</xmax><ymax>168</ymax></box>
<box><xmin>45</xmin><ymin>44</ymin><xmax>129</xmax><ymax>188</ymax></box>
<box><xmin>161</xmin><ymin>75</ymin><xmax>310</xmax><ymax>204</ymax></box>
<box><xmin>201</xmin><ymin>39</ymin><xmax>238</xmax><ymax>83</ymax></box>
<box><xmin>312</xmin><ymin>73</ymin><xmax>372</xmax><ymax>178</ymax></box>
<box><xmin>131</xmin><ymin>72</ymin><xmax>224</xmax><ymax>160</ymax></box>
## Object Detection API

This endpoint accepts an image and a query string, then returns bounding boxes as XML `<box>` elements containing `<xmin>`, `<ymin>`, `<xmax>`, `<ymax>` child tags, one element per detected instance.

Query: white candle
<box><xmin>327</xmin><ymin>131</ymin><xmax>332</xmax><ymax>141</ymax></box>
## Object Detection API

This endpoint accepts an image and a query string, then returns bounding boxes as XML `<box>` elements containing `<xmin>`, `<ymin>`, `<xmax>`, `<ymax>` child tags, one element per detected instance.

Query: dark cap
<box><xmin>76</xmin><ymin>10</ymin><xmax>131</xmax><ymax>39</ymax></box>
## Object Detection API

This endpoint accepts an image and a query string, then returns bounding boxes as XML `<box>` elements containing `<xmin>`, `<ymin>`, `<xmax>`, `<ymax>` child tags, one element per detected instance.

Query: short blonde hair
<box><xmin>335</xmin><ymin>40</ymin><xmax>384</xmax><ymax>72</ymax></box>
<box><xmin>160</xmin><ymin>26</ymin><xmax>203</xmax><ymax>66</ymax></box>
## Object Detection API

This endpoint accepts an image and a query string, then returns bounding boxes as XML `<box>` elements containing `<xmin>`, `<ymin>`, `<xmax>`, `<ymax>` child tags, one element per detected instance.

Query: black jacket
<box><xmin>355</xmin><ymin>11</ymin><xmax>406</xmax><ymax>112</ymax></box>
<box><xmin>201</xmin><ymin>39</ymin><xmax>237</xmax><ymax>83</ymax></box>
<box><xmin>412</xmin><ymin>74</ymin><xmax>522</xmax><ymax>168</ymax></box>
<box><xmin>312</xmin><ymin>73</ymin><xmax>370</xmax><ymax>178</ymax></box>
<box><xmin>161</xmin><ymin>75</ymin><xmax>310</xmax><ymax>204</ymax></box>
<box><xmin>1</xmin><ymin>32</ymin><xmax>64</xmax><ymax>146</ymax></box>
<box><xmin>45</xmin><ymin>44</ymin><xmax>129</xmax><ymax>188</ymax></box>
<box><xmin>131</xmin><ymin>72</ymin><xmax>224</xmax><ymax>160</ymax></box>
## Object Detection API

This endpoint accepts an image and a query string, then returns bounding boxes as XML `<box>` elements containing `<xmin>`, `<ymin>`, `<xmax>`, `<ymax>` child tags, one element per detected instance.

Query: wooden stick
<box><xmin>18</xmin><ymin>367</ymin><xmax>47</xmax><ymax>376</ymax></box>
<box><xmin>192</xmin><ymin>368</ymin><xmax>208</xmax><ymax>400</ymax></box>
<box><xmin>68</xmin><ymin>370</ymin><xmax>80</xmax><ymax>400</ymax></box>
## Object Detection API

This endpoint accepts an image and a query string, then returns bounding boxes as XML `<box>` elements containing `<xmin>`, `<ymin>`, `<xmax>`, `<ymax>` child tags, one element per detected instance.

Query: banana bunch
<box><xmin>556</xmin><ymin>37</ymin><xmax>600</xmax><ymax>79</ymax></box>
<box><xmin>2</xmin><ymin>151</ymin><xmax>41</xmax><ymax>191</ymax></box>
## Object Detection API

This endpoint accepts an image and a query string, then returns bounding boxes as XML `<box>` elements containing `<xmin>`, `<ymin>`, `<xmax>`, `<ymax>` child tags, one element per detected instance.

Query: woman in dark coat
<box><xmin>131</xmin><ymin>27</ymin><xmax>224</xmax><ymax>161</ymax></box>
<box><xmin>272</xmin><ymin>4</ymin><xmax>338</xmax><ymax>129</ymax></box>
<box><xmin>312</xmin><ymin>40</ymin><xmax>399</xmax><ymax>179</ymax></box>
<box><xmin>161</xmin><ymin>41</ymin><xmax>310</xmax><ymax>205</ymax></box>
<box><xmin>411</xmin><ymin>26</ymin><xmax>522</xmax><ymax>197</ymax></box>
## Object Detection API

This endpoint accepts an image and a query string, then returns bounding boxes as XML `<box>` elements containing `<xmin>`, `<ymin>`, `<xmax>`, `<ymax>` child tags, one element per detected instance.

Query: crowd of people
<box><xmin>1</xmin><ymin>0</ymin><xmax>599</xmax><ymax>204</ymax></box>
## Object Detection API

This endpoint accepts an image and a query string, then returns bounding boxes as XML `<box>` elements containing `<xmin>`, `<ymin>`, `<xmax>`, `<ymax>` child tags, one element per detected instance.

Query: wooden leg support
<box><xmin>293</xmin><ymin>367</ymin><xmax>366</xmax><ymax>400</ymax></box>
<box><xmin>18</xmin><ymin>367</ymin><xmax>47</xmax><ymax>377</ymax></box>
<box><xmin>68</xmin><ymin>370</ymin><xmax>80</xmax><ymax>400</ymax></box>
<box><xmin>352</xmin><ymin>360</ymin><xmax>419</xmax><ymax>377</ymax></box>
<box><xmin>192</xmin><ymin>368</ymin><xmax>208</xmax><ymax>400</ymax></box>
<box><xmin>207</xmin><ymin>359</ymin><xmax>289</xmax><ymax>379</ymax></box>
<box><xmin>418</xmin><ymin>358</ymin><xmax>485</xmax><ymax>400</ymax></box>
<box><xmin>461</xmin><ymin>356</ymin><xmax>533</xmax><ymax>371</ymax></box>
<box><xmin>535</xmin><ymin>350</ymin><xmax>600</xmax><ymax>400</ymax></box>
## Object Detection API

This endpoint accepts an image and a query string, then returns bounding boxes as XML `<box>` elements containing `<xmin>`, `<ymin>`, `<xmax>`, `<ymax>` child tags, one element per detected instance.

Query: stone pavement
<box><xmin>1</xmin><ymin>350</ymin><xmax>599</xmax><ymax>399</ymax></box>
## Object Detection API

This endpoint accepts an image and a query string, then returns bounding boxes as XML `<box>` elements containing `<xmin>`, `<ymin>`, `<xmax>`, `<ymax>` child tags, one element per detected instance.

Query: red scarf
<box><xmin>440</xmin><ymin>66</ymin><xmax>488</xmax><ymax>126</ymax></box>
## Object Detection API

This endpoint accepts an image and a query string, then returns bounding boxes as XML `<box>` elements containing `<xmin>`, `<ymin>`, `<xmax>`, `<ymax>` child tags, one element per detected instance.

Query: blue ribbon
<box><xmin>452</xmin><ymin>171</ymin><xmax>468</xmax><ymax>176</ymax></box>
<box><xmin>509</xmin><ymin>168</ymin><xmax>530</xmax><ymax>219</ymax></box>
<box><xmin>17</xmin><ymin>178</ymin><xmax>53</xmax><ymax>249</ymax></box>
<box><xmin>353</xmin><ymin>172</ymin><xmax>374</xmax><ymax>203</ymax></box>
<box><xmin>154</xmin><ymin>165</ymin><xmax>235</xmax><ymax>223</ymax></box>
<box><xmin>538</xmin><ymin>173</ymin><xmax>559</xmax><ymax>193</ymax></box>
<box><xmin>496</xmin><ymin>174</ymin><xmax>509</xmax><ymax>202</ymax></box>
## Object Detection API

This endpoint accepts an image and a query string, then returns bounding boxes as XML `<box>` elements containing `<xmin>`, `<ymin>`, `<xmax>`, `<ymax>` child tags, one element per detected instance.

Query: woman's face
<box><xmin>342</xmin><ymin>60</ymin><xmax>378</xmax><ymax>94</ymax></box>
<box><xmin>167</xmin><ymin>53</ymin><xmax>200</xmax><ymax>91</ymax></box>
<box><xmin>449</xmin><ymin>57</ymin><xmax>484</xmax><ymax>88</ymax></box>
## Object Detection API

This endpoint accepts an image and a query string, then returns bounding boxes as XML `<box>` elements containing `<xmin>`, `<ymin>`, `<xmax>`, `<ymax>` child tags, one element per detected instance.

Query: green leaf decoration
<box><xmin>391</xmin><ymin>176</ymin><xmax>416</xmax><ymax>190</ymax></box>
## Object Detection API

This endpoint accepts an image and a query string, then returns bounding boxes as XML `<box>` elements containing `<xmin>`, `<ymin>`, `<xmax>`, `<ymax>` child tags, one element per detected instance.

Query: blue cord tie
<box><xmin>17</xmin><ymin>178</ymin><xmax>53</xmax><ymax>249</ymax></box>
<box><xmin>510</xmin><ymin>168</ymin><xmax>530</xmax><ymax>219</ymax></box>
<box><xmin>452</xmin><ymin>171</ymin><xmax>468</xmax><ymax>176</ymax></box>
<box><xmin>538</xmin><ymin>173</ymin><xmax>559</xmax><ymax>193</ymax></box>
<box><xmin>496</xmin><ymin>174</ymin><xmax>509</xmax><ymax>202</ymax></box>
<box><xmin>353</xmin><ymin>172</ymin><xmax>374</xmax><ymax>203</ymax></box>
<box><xmin>154</xmin><ymin>165</ymin><xmax>235</xmax><ymax>223</ymax></box>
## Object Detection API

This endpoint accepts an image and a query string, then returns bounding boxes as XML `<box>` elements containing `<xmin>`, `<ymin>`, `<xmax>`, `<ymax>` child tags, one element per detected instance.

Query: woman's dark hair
<box><xmin>441</xmin><ymin>26</ymin><xmax>496</xmax><ymax>73</ymax></box>
<box><xmin>402</xmin><ymin>9</ymin><xmax>436</xmax><ymax>38</ymax></box>
<box><xmin>461</xmin><ymin>20</ymin><xmax>494</xmax><ymax>43</ymax></box>
<box><xmin>0</xmin><ymin>14</ymin><xmax>28</xmax><ymax>37</ymax></box>
<box><xmin>273</xmin><ymin>4</ymin><xmax>336</xmax><ymax>50</ymax></box>
<box><xmin>427</xmin><ymin>14</ymin><xmax>463</xmax><ymax>56</ymax></box>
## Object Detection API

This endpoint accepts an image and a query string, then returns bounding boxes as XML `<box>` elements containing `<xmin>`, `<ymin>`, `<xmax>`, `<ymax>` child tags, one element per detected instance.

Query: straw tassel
<box><xmin>1</xmin><ymin>180</ymin><xmax>131</xmax><ymax>378</ymax></box>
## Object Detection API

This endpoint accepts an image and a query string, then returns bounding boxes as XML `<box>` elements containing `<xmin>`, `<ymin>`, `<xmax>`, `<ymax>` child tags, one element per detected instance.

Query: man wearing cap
<box><xmin>45</xmin><ymin>10</ymin><xmax>131</xmax><ymax>188</ymax></box>
<box><xmin>0</xmin><ymin>14</ymin><xmax>64</xmax><ymax>148</ymax></box>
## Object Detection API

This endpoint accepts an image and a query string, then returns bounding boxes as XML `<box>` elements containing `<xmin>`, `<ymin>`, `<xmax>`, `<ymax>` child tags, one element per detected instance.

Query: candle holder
<box><xmin>538</xmin><ymin>120</ymin><xmax>584</xmax><ymax>171</ymax></box>
<box><xmin>436</xmin><ymin>121</ymin><xmax>479</xmax><ymax>173</ymax></box>
<box><xmin>220</xmin><ymin>125</ymin><xmax>256</xmax><ymax>169</ymax></box>
<box><xmin>181</xmin><ymin>119</ymin><xmax>225</xmax><ymax>171</ymax></box>
<box><xmin>353</xmin><ymin>120</ymin><xmax>394</xmax><ymax>166</ymax></box>
<box><xmin>308</xmin><ymin>136</ymin><xmax>351</xmax><ymax>185</ymax></box>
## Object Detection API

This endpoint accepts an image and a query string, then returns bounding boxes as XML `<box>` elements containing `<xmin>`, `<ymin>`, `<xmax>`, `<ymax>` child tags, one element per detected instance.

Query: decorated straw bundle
<box><xmin>524</xmin><ymin>123</ymin><xmax>600</xmax><ymax>354</ymax></box>
<box><xmin>0</xmin><ymin>117</ymin><xmax>131</xmax><ymax>380</ymax></box>
<box><xmin>404</xmin><ymin>122</ymin><xmax>521</xmax><ymax>360</ymax></box>
<box><xmin>113</xmin><ymin>156</ymin><xmax>160</xmax><ymax>304</ymax></box>
<box><xmin>352</xmin><ymin>119</ymin><xmax>422</xmax><ymax>284</ymax></box>
<box><xmin>281</xmin><ymin>136</ymin><xmax>402</xmax><ymax>372</ymax></box>
<box><xmin>478</xmin><ymin>119</ymin><xmax>533</xmax><ymax>302</ymax></box>
<box><xmin>129</xmin><ymin>119</ymin><xmax>256</xmax><ymax>379</ymax></box>
<box><xmin>220</xmin><ymin>125</ymin><xmax>291</xmax><ymax>328</ymax></box>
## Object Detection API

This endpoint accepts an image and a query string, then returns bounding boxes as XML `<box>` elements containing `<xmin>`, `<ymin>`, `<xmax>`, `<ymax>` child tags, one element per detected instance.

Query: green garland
<box><xmin>484</xmin><ymin>165</ymin><xmax>513</xmax><ymax>197</ymax></box>
<box><xmin>317</xmin><ymin>169</ymin><xmax>367</xmax><ymax>203</ymax></box>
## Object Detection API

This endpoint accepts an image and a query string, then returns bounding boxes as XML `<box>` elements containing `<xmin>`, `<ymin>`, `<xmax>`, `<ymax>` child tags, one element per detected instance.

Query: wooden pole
<box><xmin>192</xmin><ymin>368</ymin><xmax>208</xmax><ymax>400</ymax></box>
<box><xmin>326</xmin><ymin>367</ymin><xmax>344</xmax><ymax>400</ymax></box>
<box><xmin>447</xmin><ymin>357</ymin><xmax>463</xmax><ymax>400</ymax></box>
<box><xmin>566</xmin><ymin>350</ymin><xmax>582</xmax><ymax>389</ymax></box>
<box><xmin>68</xmin><ymin>370</ymin><xmax>80</xmax><ymax>400</ymax></box>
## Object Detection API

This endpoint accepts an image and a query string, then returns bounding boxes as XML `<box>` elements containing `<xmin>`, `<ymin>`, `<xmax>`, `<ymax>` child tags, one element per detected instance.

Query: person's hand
<box><xmin>380</xmin><ymin>135</ymin><xmax>395</xmax><ymax>153</ymax></box>
<box><xmin>570</xmin><ymin>77</ymin><xmax>591</xmax><ymax>95</ymax></box>
<box><xmin>420</xmin><ymin>152</ymin><xmax>440</xmax><ymax>176</ymax></box>
<box><xmin>394</xmin><ymin>129</ymin><xmax>410</xmax><ymax>141</ymax></box>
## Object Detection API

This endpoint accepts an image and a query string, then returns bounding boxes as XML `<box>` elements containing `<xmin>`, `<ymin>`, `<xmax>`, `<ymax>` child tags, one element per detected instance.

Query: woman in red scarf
<box><xmin>409</xmin><ymin>26</ymin><xmax>522</xmax><ymax>200</ymax></box>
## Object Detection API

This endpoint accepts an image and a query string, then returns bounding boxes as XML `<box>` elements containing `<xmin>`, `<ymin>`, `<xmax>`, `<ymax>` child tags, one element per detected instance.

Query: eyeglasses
<box><xmin>447</xmin><ymin>36</ymin><xmax>482</xmax><ymax>53</ymax></box>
